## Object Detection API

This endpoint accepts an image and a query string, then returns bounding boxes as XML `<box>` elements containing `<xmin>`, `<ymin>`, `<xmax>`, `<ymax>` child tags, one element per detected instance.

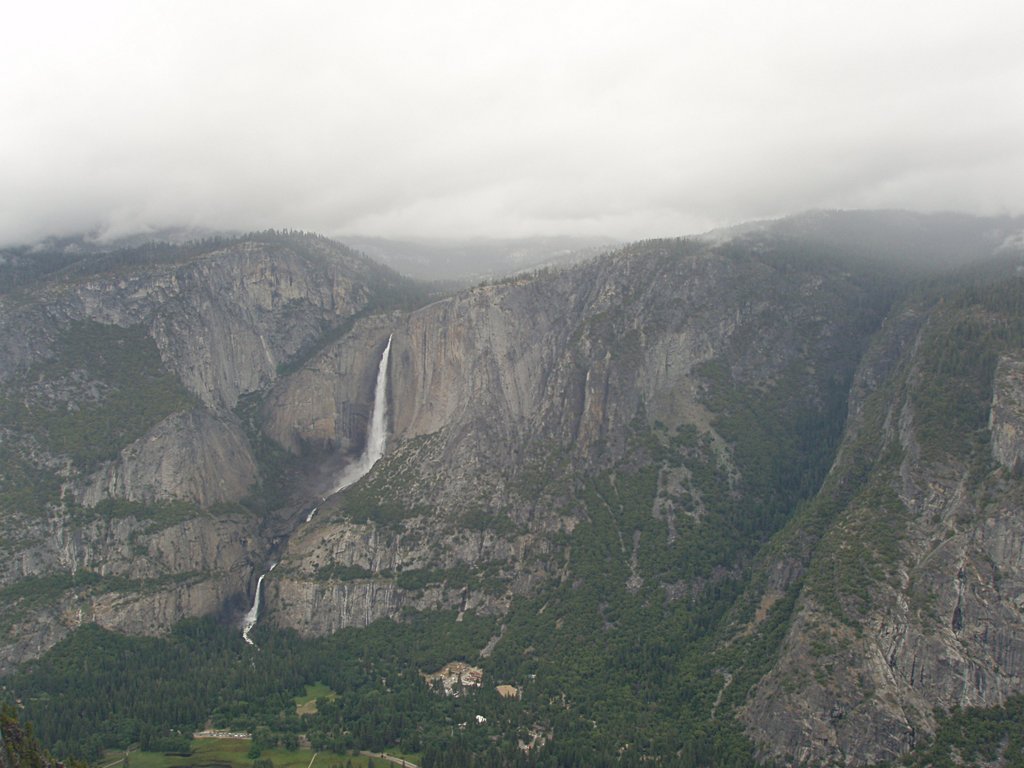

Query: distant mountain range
<box><xmin>338</xmin><ymin>234</ymin><xmax>619</xmax><ymax>282</ymax></box>
<box><xmin>1</xmin><ymin>229</ymin><xmax>618</xmax><ymax>287</ymax></box>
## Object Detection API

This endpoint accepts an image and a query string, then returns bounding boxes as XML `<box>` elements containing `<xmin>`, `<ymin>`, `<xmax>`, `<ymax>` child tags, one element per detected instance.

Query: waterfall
<box><xmin>243</xmin><ymin>336</ymin><xmax>392</xmax><ymax>644</ymax></box>
<box><xmin>328</xmin><ymin>334</ymin><xmax>393</xmax><ymax>496</ymax></box>
<box><xmin>243</xmin><ymin>338</ymin><xmax>393</xmax><ymax>644</ymax></box>
<box><xmin>241</xmin><ymin>562</ymin><xmax>276</xmax><ymax>646</ymax></box>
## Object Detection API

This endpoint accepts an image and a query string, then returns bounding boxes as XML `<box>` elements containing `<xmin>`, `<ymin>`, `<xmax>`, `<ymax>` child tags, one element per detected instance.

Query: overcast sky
<box><xmin>2</xmin><ymin>0</ymin><xmax>1022</xmax><ymax>246</ymax></box>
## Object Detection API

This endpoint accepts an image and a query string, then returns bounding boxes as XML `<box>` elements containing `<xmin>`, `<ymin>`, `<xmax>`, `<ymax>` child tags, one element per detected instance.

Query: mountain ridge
<box><xmin>2</xmin><ymin>211</ymin><xmax>1024</xmax><ymax>765</ymax></box>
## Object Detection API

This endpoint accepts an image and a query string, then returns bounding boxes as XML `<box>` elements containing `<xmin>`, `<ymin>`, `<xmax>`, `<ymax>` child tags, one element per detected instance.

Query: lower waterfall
<box><xmin>241</xmin><ymin>562</ymin><xmax>276</xmax><ymax>646</ymax></box>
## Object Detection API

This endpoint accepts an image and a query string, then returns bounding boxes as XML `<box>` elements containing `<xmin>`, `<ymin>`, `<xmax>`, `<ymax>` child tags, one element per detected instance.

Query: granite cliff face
<box><xmin>263</xmin><ymin>238</ymin><xmax>889</xmax><ymax>636</ymax></box>
<box><xmin>1</xmin><ymin>236</ymin><xmax>386</xmax><ymax>408</ymax></box>
<box><xmin>261</xmin><ymin>317</ymin><xmax>397</xmax><ymax>459</ymax></box>
<box><xmin>81</xmin><ymin>407</ymin><xmax>259</xmax><ymax>508</ymax></box>
<box><xmin>990</xmin><ymin>356</ymin><xmax>1024</xmax><ymax>473</ymax></box>
<box><xmin>0</xmin><ymin>511</ymin><xmax>254</xmax><ymax>674</ymax></box>
<box><xmin>742</xmin><ymin>270</ymin><xmax>1024</xmax><ymax>766</ymax></box>
<box><xmin>0</xmin><ymin>232</ymin><xmax>416</xmax><ymax>670</ymax></box>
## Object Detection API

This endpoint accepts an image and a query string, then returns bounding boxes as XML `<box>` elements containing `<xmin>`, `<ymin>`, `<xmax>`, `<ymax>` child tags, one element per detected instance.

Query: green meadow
<box><xmin>99</xmin><ymin>738</ymin><xmax>419</xmax><ymax>768</ymax></box>
<box><xmin>294</xmin><ymin>683</ymin><xmax>337</xmax><ymax>716</ymax></box>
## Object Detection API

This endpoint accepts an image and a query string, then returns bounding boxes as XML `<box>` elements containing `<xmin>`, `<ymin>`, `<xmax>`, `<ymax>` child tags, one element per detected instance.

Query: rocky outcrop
<box><xmin>265</xmin><ymin>506</ymin><xmax>547</xmax><ymax>634</ymax></box>
<box><xmin>3</xmin><ymin>503</ymin><xmax>255</xmax><ymax>586</ymax></box>
<box><xmin>270</xmin><ymin>577</ymin><xmax>435</xmax><ymax>635</ymax></box>
<box><xmin>140</xmin><ymin>243</ymin><xmax>367</xmax><ymax>411</ymax></box>
<box><xmin>0</xmin><ymin>510</ymin><xmax>256</xmax><ymax>673</ymax></box>
<box><xmin>2</xmin><ymin>573</ymin><xmax>241</xmax><ymax>675</ymax></box>
<box><xmin>0</xmin><ymin>237</ymin><xmax>383</xmax><ymax>409</ymax></box>
<box><xmin>81</xmin><ymin>407</ymin><xmax>259</xmax><ymax>508</ymax></box>
<box><xmin>746</xmin><ymin>477</ymin><xmax>1024</xmax><ymax>765</ymax></box>
<box><xmin>1</xmin><ymin>572</ymin><xmax>246</xmax><ymax>675</ymax></box>
<box><xmin>990</xmin><ymin>355</ymin><xmax>1024</xmax><ymax>472</ymax></box>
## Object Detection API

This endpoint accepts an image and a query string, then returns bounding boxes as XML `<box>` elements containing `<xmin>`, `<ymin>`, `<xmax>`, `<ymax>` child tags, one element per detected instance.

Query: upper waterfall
<box><xmin>329</xmin><ymin>334</ymin><xmax>393</xmax><ymax>496</ymax></box>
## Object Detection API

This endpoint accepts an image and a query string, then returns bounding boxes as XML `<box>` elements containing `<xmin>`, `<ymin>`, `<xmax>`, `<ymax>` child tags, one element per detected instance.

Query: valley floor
<box><xmin>97</xmin><ymin>738</ymin><xmax>420</xmax><ymax>768</ymax></box>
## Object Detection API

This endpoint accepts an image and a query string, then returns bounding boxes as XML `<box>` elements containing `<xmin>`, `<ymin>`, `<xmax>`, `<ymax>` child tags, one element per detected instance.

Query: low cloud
<box><xmin>2</xmin><ymin>0</ymin><xmax>1022</xmax><ymax>246</ymax></box>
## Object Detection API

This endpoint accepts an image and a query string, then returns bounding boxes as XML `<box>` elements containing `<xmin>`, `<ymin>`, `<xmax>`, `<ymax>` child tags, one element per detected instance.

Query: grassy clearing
<box><xmin>99</xmin><ymin>739</ymin><xmax>413</xmax><ymax>768</ymax></box>
<box><xmin>294</xmin><ymin>683</ymin><xmax>337</xmax><ymax>715</ymax></box>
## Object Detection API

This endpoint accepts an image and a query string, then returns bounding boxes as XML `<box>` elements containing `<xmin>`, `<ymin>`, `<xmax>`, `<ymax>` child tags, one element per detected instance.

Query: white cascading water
<box><xmin>327</xmin><ymin>333</ymin><xmax>393</xmax><ymax>496</ymax></box>
<box><xmin>244</xmin><ymin>336</ymin><xmax>393</xmax><ymax>644</ymax></box>
<box><xmin>306</xmin><ymin>335</ymin><xmax>393</xmax><ymax>522</ymax></box>
<box><xmin>241</xmin><ymin>562</ymin><xmax>276</xmax><ymax>646</ymax></box>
